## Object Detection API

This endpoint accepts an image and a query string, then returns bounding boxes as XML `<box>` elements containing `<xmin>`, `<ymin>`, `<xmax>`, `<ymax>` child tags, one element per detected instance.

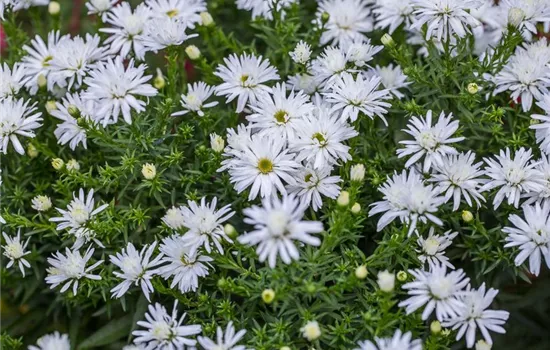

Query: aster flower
<box><xmin>429</xmin><ymin>151</ymin><xmax>486</xmax><ymax>210</ymax></box>
<box><xmin>28</xmin><ymin>332</ymin><xmax>70</xmax><ymax>350</ymax></box>
<box><xmin>83</xmin><ymin>57</ymin><xmax>157</xmax><ymax>126</ymax></box>
<box><xmin>397</xmin><ymin>110</ymin><xmax>465</xmax><ymax>173</ymax></box>
<box><xmin>287</xmin><ymin>165</ymin><xmax>342</xmax><ymax>211</ymax></box>
<box><xmin>220</xmin><ymin>133</ymin><xmax>300</xmax><ymax>200</ymax></box>
<box><xmin>368</xmin><ymin>64</ymin><xmax>411</xmax><ymax>100</ymax></box>
<box><xmin>110</xmin><ymin>242</ymin><xmax>164</xmax><ymax>301</ymax></box>
<box><xmin>133</xmin><ymin>300</ymin><xmax>202</xmax><ymax>349</ymax></box>
<box><xmin>286</xmin><ymin>72</ymin><xmax>322</xmax><ymax>95</ymax></box>
<box><xmin>442</xmin><ymin>284</ymin><xmax>509</xmax><ymax>349</ymax></box>
<box><xmin>179</xmin><ymin>197</ymin><xmax>235</xmax><ymax>254</ymax></box>
<box><xmin>214</xmin><ymin>53</ymin><xmax>279</xmax><ymax>113</ymax></box>
<box><xmin>142</xmin><ymin>17</ymin><xmax>198</xmax><ymax>52</ymax></box>
<box><xmin>0</xmin><ymin>62</ymin><xmax>26</xmax><ymax>99</ymax></box>
<box><xmin>399</xmin><ymin>263</ymin><xmax>470</xmax><ymax>321</ymax></box>
<box><xmin>223</xmin><ymin>124</ymin><xmax>253</xmax><ymax>158</ymax></box>
<box><xmin>246</xmin><ymin>82</ymin><xmax>314</xmax><ymax>141</ymax></box>
<box><xmin>530</xmin><ymin>94</ymin><xmax>550</xmax><ymax>155</ymax></box>
<box><xmin>86</xmin><ymin>0</ymin><xmax>118</xmax><ymax>21</ymax></box>
<box><xmin>236</xmin><ymin>0</ymin><xmax>297</xmax><ymax>20</ymax></box>
<box><xmin>0</xmin><ymin>97</ymin><xmax>43</xmax><ymax>155</ymax></box>
<box><xmin>373</xmin><ymin>0</ymin><xmax>414</xmax><ymax>34</ymax></box>
<box><xmin>324</xmin><ymin>72</ymin><xmax>391</xmax><ymax>124</ymax></box>
<box><xmin>310</xmin><ymin>46</ymin><xmax>357</xmax><ymax>89</ymax></box>
<box><xmin>2</xmin><ymin>230</ymin><xmax>31</xmax><ymax>277</ymax></box>
<box><xmin>45</xmin><ymin>246</ymin><xmax>103</xmax><ymax>295</ymax></box>
<box><xmin>172</xmin><ymin>82</ymin><xmax>218</xmax><ymax>117</ymax></box>
<box><xmin>157</xmin><ymin>235</ymin><xmax>213</xmax><ymax>293</ymax></box>
<box><xmin>345</xmin><ymin>40</ymin><xmax>383</xmax><ymax>68</ymax></box>
<box><xmin>417</xmin><ymin>228</ymin><xmax>458</xmax><ymax>269</ymax></box>
<box><xmin>238</xmin><ymin>195</ymin><xmax>324</xmax><ymax>268</ymax></box>
<box><xmin>316</xmin><ymin>0</ymin><xmax>374</xmax><ymax>49</ymax></box>
<box><xmin>501</xmin><ymin>0</ymin><xmax>550</xmax><ymax>40</ymax></box>
<box><xmin>146</xmin><ymin>0</ymin><xmax>206</xmax><ymax>28</ymax></box>
<box><xmin>480</xmin><ymin>147</ymin><xmax>545</xmax><ymax>209</ymax></box>
<box><xmin>502</xmin><ymin>201</ymin><xmax>550</xmax><ymax>276</ymax></box>
<box><xmin>354</xmin><ymin>329</ymin><xmax>422</xmax><ymax>350</ymax></box>
<box><xmin>290</xmin><ymin>40</ymin><xmax>312</xmax><ymax>64</ymax></box>
<box><xmin>197</xmin><ymin>321</ymin><xmax>247</xmax><ymax>350</ymax></box>
<box><xmin>32</xmin><ymin>195</ymin><xmax>53</xmax><ymax>212</ymax></box>
<box><xmin>162</xmin><ymin>206</ymin><xmax>186</xmax><ymax>230</ymax></box>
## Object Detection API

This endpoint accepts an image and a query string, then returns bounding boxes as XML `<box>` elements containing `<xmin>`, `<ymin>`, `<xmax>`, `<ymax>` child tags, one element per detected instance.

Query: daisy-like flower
<box><xmin>397</xmin><ymin>110</ymin><xmax>465</xmax><ymax>173</ymax></box>
<box><xmin>502</xmin><ymin>201</ymin><xmax>550</xmax><ymax>276</ymax></box>
<box><xmin>316</xmin><ymin>0</ymin><xmax>374</xmax><ymax>49</ymax></box>
<box><xmin>220</xmin><ymin>133</ymin><xmax>300</xmax><ymax>200</ymax></box>
<box><xmin>310</xmin><ymin>46</ymin><xmax>356</xmax><ymax>89</ymax></box>
<box><xmin>480</xmin><ymin>147</ymin><xmax>545</xmax><ymax>209</ymax></box>
<box><xmin>197</xmin><ymin>321</ymin><xmax>247</xmax><ymax>350</ymax></box>
<box><xmin>429</xmin><ymin>151</ymin><xmax>486</xmax><ymax>211</ymax></box>
<box><xmin>239</xmin><ymin>195</ymin><xmax>324</xmax><ymax>268</ymax></box>
<box><xmin>501</xmin><ymin>0</ymin><xmax>550</xmax><ymax>40</ymax></box>
<box><xmin>133</xmin><ymin>300</ymin><xmax>202</xmax><ymax>349</ymax></box>
<box><xmin>110</xmin><ymin>242</ymin><xmax>164</xmax><ymax>301</ymax></box>
<box><xmin>83</xmin><ymin>57</ymin><xmax>157</xmax><ymax>126</ymax></box>
<box><xmin>523</xmin><ymin>156</ymin><xmax>550</xmax><ymax>206</ymax></box>
<box><xmin>236</xmin><ymin>0</ymin><xmax>297</xmax><ymax>20</ymax></box>
<box><xmin>411</xmin><ymin>0</ymin><xmax>482</xmax><ymax>41</ymax></box>
<box><xmin>100</xmin><ymin>2</ymin><xmax>152</xmax><ymax>60</ymax></box>
<box><xmin>0</xmin><ymin>62</ymin><xmax>26</xmax><ymax>99</ymax></box>
<box><xmin>286</xmin><ymin>72</ymin><xmax>322</xmax><ymax>95</ymax></box>
<box><xmin>45</xmin><ymin>246</ymin><xmax>103</xmax><ymax>295</ymax></box>
<box><xmin>157</xmin><ymin>235</ymin><xmax>213</xmax><ymax>293</ymax></box>
<box><xmin>417</xmin><ymin>228</ymin><xmax>458</xmax><ymax>269</ymax></box>
<box><xmin>172</xmin><ymin>82</ymin><xmax>219</xmax><ymax>117</ymax></box>
<box><xmin>142</xmin><ymin>17</ymin><xmax>198</xmax><ymax>52</ymax></box>
<box><xmin>162</xmin><ymin>206</ymin><xmax>186</xmax><ymax>230</ymax></box>
<box><xmin>354</xmin><ymin>329</ymin><xmax>422</xmax><ymax>350</ymax></box>
<box><xmin>214</xmin><ymin>53</ymin><xmax>279</xmax><ymax>113</ymax></box>
<box><xmin>31</xmin><ymin>195</ymin><xmax>52</xmax><ymax>212</ymax></box>
<box><xmin>290</xmin><ymin>104</ymin><xmax>359</xmax><ymax>169</ymax></box>
<box><xmin>146</xmin><ymin>0</ymin><xmax>206</xmax><ymax>28</ymax></box>
<box><xmin>86</xmin><ymin>0</ymin><xmax>118</xmax><ymax>21</ymax></box>
<box><xmin>442</xmin><ymin>284</ymin><xmax>509</xmax><ymax>349</ymax></box>
<box><xmin>399</xmin><ymin>263</ymin><xmax>470</xmax><ymax>321</ymax></box>
<box><xmin>324</xmin><ymin>72</ymin><xmax>391</xmax><ymax>124</ymax></box>
<box><xmin>49</xmin><ymin>188</ymin><xmax>109</xmax><ymax>249</ymax></box>
<box><xmin>373</xmin><ymin>0</ymin><xmax>414</xmax><ymax>34</ymax></box>
<box><xmin>223</xmin><ymin>124</ymin><xmax>253</xmax><ymax>157</ymax></box>
<box><xmin>28</xmin><ymin>332</ymin><xmax>71</xmax><ymax>350</ymax></box>
<box><xmin>368</xmin><ymin>64</ymin><xmax>411</xmax><ymax>100</ymax></box>
<box><xmin>2</xmin><ymin>230</ymin><xmax>31</xmax><ymax>277</ymax></box>
<box><xmin>179</xmin><ymin>197</ymin><xmax>235</xmax><ymax>254</ymax></box>
<box><xmin>1</xmin><ymin>97</ymin><xmax>43</xmax><ymax>155</ymax></box>
<box><xmin>287</xmin><ymin>165</ymin><xmax>342</xmax><ymax>211</ymax></box>
<box><xmin>530</xmin><ymin>94</ymin><xmax>550</xmax><ymax>155</ymax></box>
<box><xmin>50</xmin><ymin>93</ymin><xmax>99</xmax><ymax>150</ymax></box>
<box><xmin>246</xmin><ymin>82</ymin><xmax>314</xmax><ymax>141</ymax></box>
<box><xmin>290</xmin><ymin>40</ymin><xmax>312</xmax><ymax>64</ymax></box>
<box><xmin>345</xmin><ymin>40</ymin><xmax>383</xmax><ymax>68</ymax></box>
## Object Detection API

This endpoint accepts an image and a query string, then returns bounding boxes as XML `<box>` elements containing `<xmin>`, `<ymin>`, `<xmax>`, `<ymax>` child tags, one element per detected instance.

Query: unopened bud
<box><xmin>397</xmin><ymin>270</ymin><xmax>407</xmax><ymax>282</ymax></box>
<box><xmin>321</xmin><ymin>12</ymin><xmax>330</xmax><ymax>24</ymax></box>
<box><xmin>141</xmin><ymin>163</ymin><xmax>157</xmax><ymax>180</ymax></box>
<box><xmin>67</xmin><ymin>104</ymin><xmax>80</xmax><ymax>117</ymax></box>
<box><xmin>262</xmin><ymin>288</ymin><xmax>275</xmax><ymax>304</ymax></box>
<box><xmin>200</xmin><ymin>12</ymin><xmax>214</xmax><ymax>26</ymax></box>
<box><xmin>153</xmin><ymin>68</ymin><xmax>165</xmax><ymax>89</ymax></box>
<box><xmin>430</xmin><ymin>320</ymin><xmax>442</xmax><ymax>334</ymax></box>
<box><xmin>48</xmin><ymin>1</ymin><xmax>60</xmax><ymax>15</ymax></box>
<box><xmin>462</xmin><ymin>210</ymin><xmax>474</xmax><ymax>222</ymax></box>
<box><xmin>46</xmin><ymin>100</ymin><xmax>58</xmax><ymax>114</ymax></box>
<box><xmin>337</xmin><ymin>190</ymin><xmax>350</xmax><ymax>207</ymax></box>
<box><xmin>224</xmin><ymin>223</ymin><xmax>237</xmax><ymax>238</ymax></box>
<box><xmin>475</xmin><ymin>340</ymin><xmax>492</xmax><ymax>350</ymax></box>
<box><xmin>37</xmin><ymin>74</ymin><xmax>47</xmax><ymax>88</ymax></box>
<box><xmin>351</xmin><ymin>202</ymin><xmax>361</xmax><ymax>214</ymax></box>
<box><xmin>467</xmin><ymin>83</ymin><xmax>479</xmax><ymax>94</ymax></box>
<box><xmin>66</xmin><ymin>159</ymin><xmax>80</xmax><ymax>172</ymax></box>
<box><xmin>350</xmin><ymin>164</ymin><xmax>365</xmax><ymax>182</ymax></box>
<box><xmin>381</xmin><ymin>33</ymin><xmax>395</xmax><ymax>47</ymax></box>
<box><xmin>185</xmin><ymin>45</ymin><xmax>201</xmax><ymax>60</ymax></box>
<box><xmin>301</xmin><ymin>321</ymin><xmax>321</xmax><ymax>341</ymax></box>
<box><xmin>210</xmin><ymin>133</ymin><xmax>224</xmax><ymax>152</ymax></box>
<box><xmin>355</xmin><ymin>265</ymin><xmax>368</xmax><ymax>279</ymax></box>
<box><xmin>51</xmin><ymin>158</ymin><xmax>64</xmax><ymax>170</ymax></box>
<box><xmin>508</xmin><ymin>7</ymin><xmax>525</xmax><ymax>27</ymax></box>
<box><xmin>377</xmin><ymin>270</ymin><xmax>395</xmax><ymax>292</ymax></box>
<box><xmin>27</xmin><ymin>144</ymin><xmax>38</xmax><ymax>158</ymax></box>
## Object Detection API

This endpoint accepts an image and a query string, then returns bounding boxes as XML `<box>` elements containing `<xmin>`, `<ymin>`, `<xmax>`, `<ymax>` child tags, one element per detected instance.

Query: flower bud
<box><xmin>381</xmin><ymin>33</ymin><xmax>395</xmax><ymax>47</ymax></box>
<box><xmin>210</xmin><ymin>133</ymin><xmax>224</xmax><ymax>152</ymax></box>
<box><xmin>37</xmin><ymin>74</ymin><xmax>47</xmax><ymax>88</ymax></box>
<box><xmin>475</xmin><ymin>340</ymin><xmax>492</xmax><ymax>350</ymax></box>
<box><xmin>51</xmin><ymin>158</ymin><xmax>64</xmax><ymax>170</ymax></box>
<box><xmin>200</xmin><ymin>12</ymin><xmax>214</xmax><ymax>26</ymax></box>
<box><xmin>67</xmin><ymin>104</ymin><xmax>80</xmax><ymax>117</ymax></box>
<box><xmin>185</xmin><ymin>45</ymin><xmax>201</xmax><ymax>60</ymax></box>
<box><xmin>355</xmin><ymin>265</ymin><xmax>368</xmax><ymax>279</ymax></box>
<box><xmin>350</xmin><ymin>164</ymin><xmax>365</xmax><ymax>182</ymax></box>
<box><xmin>31</xmin><ymin>195</ymin><xmax>53</xmax><ymax>212</ymax></box>
<box><xmin>508</xmin><ymin>7</ymin><xmax>525</xmax><ymax>27</ymax></box>
<box><xmin>66</xmin><ymin>159</ymin><xmax>80</xmax><ymax>172</ymax></box>
<box><xmin>261</xmin><ymin>288</ymin><xmax>275</xmax><ymax>304</ymax></box>
<box><xmin>48</xmin><ymin>1</ymin><xmax>60</xmax><ymax>15</ymax></box>
<box><xmin>153</xmin><ymin>68</ymin><xmax>165</xmax><ymax>89</ymax></box>
<box><xmin>27</xmin><ymin>144</ymin><xmax>38</xmax><ymax>158</ymax></box>
<box><xmin>467</xmin><ymin>83</ymin><xmax>479</xmax><ymax>94</ymax></box>
<box><xmin>280</xmin><ymin>347</ymin><xmax>291</xmax><ymax>350</ymax></box>
<box><xmin>321</xmin><ymin>12</ymin><xmax>330</xmax><ymax>24</ymax></box>
<box><xmin>301</xmin><ymin>321</ymin><xmax>321</xmax><ymax>341</ymax></box>
<box><xmin>351</xmin><ymin>202</ymin><xmax>361</xmax><ymax>214</ymax></box>
<box><xmin>430</xmin><ymin>320</ymin><xmax>442</xmax><ymax>334</ymax></box>
<box><xmin>337</xmin><ymin>190</ymin><xmax>350</xmax><ymax>207</ymax></box>
<box><xmin>224</xmin><ymin>223</ymin><xmax>237</xmax><ymax>238</ymax></box>
<box><xmin>462</xmin><ymin>210</ymin><xmax>474</xmax><ymax>222</ymax></box>
<box><xmin>141</xmin><ymin>163</ymin><xmax>157</xmax><ymax>180</ymax></box>
<box><xmin>377</xmin><ymin>270</ymin><xmax>395</xmax><ymax>292</ymax></box>
<box><xmin>396</xmin><ymin>270</ymin><xmax>407</xmax><ymax>282</ymax></box>
<box><xmin>46</xmin><ymin>100</ymin><xmax>58</xmax><ymax>114</ymax></box>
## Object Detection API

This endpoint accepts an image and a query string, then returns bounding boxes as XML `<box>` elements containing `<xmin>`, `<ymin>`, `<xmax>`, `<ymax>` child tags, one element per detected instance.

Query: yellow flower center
<box><xmin>258</xmin><ymin>158</ymin><xmax>273</xmax><ymax>174</ymax></box>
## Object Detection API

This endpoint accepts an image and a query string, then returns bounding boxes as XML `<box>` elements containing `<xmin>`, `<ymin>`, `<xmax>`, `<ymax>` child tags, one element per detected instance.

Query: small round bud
<box><xmin>305</xmin><ymin>283</ymin><xmax>316</xmax><ymax>293</ymax></box>
<box><xmin>377</xmin><ymin>270</ymin><xmax>395</xmax><ymax>292</ymax></box>
<box><xmin>321</xmin><ymin>12</ymin><xmax>330</xmax><ymax>24</ymax></box>
<box><xmin>350</xmin><ymin>164</ymin><xmax>365</xmax><ymax>182</ymax></box>
<box><xmin>462</xmin><ymin>210</ymin><xmax>474</xmax><ymax>222</ymax></box>
<box><xmin>224</xmin><ymin>223</ymin><xmax>237</xmax><ymax>238</ymax></box>
<box><xmin>475</xmin><ymin>340</ymin><xmax>492</xmax><ymax>350</ymax></box>
<box><xmin>508</xmin><ymin>7</ymin><xmax>525</xmax><ymax>27</ymax></box>
<box><xmin>51</xmin><ymin>158</ymin><xmax>64</xmax><ymax>170</ymax></box>
<box><xmin>467</xmin><ymin>82</ymin><xmax>479</xmax><ymax>94</ymax></box>
<box><xmin>153</xmin><ymin>68</ymin><xmax>165</xmax><ymax>89</ymax></box>
<box><xmin>210</xmin><ymin>133</ymin><xmax>225</xmax><ymax>152</ymax></box>
<box><xmin>185</xmin><ymin>45</ymin><xmax>201</xmax><ymax>60</ymax></box>
<box><xmin>351</xmin><ymin>202</ymin><xmax>361</xmax><ymax>214</ymax></box>
<box><xmin>280</xmin><ymin>347</ymin><xmax>291</xmax><ymax>350</ymax></box>
<box><xmin>46</xmin><ymin>100</ymin><xmax>58</xmax><ymax>114</ymax></box>
<box><xmin>67</xmin><ymin>104</ymin><xmax>80</xmax><ymax>117</ymax></box>
<box><xmin>31</xmin><ymin>195</ymin><xmax>52</xmax><ymax>212</ymax></box>
<box><xmin>396</xmin><ymin>270</ymin><xmax>407</xmax><ymax>282</ymax></box>
<box><xmin>430</xmin><ymin>320</ymin><xmax>442</xmax><ymax>334</ymax></box>
<box><xmin>301</xmin><ymin>321</ymin><xmax>321</xmax><ymax>341</ymax></box>
<box><xmin>381</xmin><ymin>33</ymin><xmax>395</xmax><ymax>47</ymax></box>
<box><xmin>200</xmin><ymin>12</ymin><xmax>214</xmax><ymax>26</ymax></box>
<box><xmin>141</xmin><ymin>163</ymin><xmax>157</xmax><ymax>180</ymax></box>
<box><xmin>37</xmin><ymin>74</ymin><xmax>47</xmax><ymax>88</ymax></box>
<box><xmin>217</xmin><ymin>277</ymin><xmax>227</xmax><ymax>288</ymax></box>
<box><xmin>66</xmin><ymin>159</ymin><xmax>80</xmax><ymax>172</ymax></box>
<box><xmin>27</xmin><ymin>144</ymin><xmax>38</xmax><ymax>158</ymax></box>
<box><xmin>261</xmin><ymin>288</ymin><xmax>275</xmax><ymax>304</ymax></box>
<box><xmin>48</xmin><ymin>1</ymin><xmax>60</xmax><ymax>15</ymax></box>
<box><xmin>355</xmin><ymin>265</ymin><xmax>368</xmax><ymax>279</ymax></box>
<box><xmin>337</xmin><ymin>190</ymin><xmax>350</xmax><ymax>207</ymax></box>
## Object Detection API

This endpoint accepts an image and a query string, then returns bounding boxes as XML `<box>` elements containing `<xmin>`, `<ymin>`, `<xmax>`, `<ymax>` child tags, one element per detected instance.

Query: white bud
<box><xmin>462</xmin><ymin>210</ymin><xmax>474</xmax><ymax>222</ymax></box>
<box><xmin>351</xmin><ymin>202</ymin><xmax>361</xmax><ymax>214</ymax></box>
<box><xmin>289</xmin><ymin>40</ymin><xmax>312</xmax><ymax>64</ymax></box>
<box><xmin>210</xmin><ymin>133</ymin><xmax>225</xmax><ymax>152</ymax></box>
<box><xmin>381</xmin><ymin>33</ymin><xmax>394</xmax><ymax>47</ymax></box>
<box><xmin>350</xmin><ymin>164</ymin><xmax>365</xmax><ymax>182</ymax></box>
<box><xmin>153</xmin><ymin>68</ymin><xmax>165</xmax><ymax>90</ymax></box>
<box><xmin>141</xmin><ymin>163</ymin><xmax>157</xmax><ymax>180</ymax></box>
<box><xmin>475</xmin><ymin>340</ymin><xmax>492</xmax><ymax>350</ymax></box>
<box><xmin>301</xmin><ymin>321</ymin><xmax>321</xmax><ymax>341</ymax></box>
<box><xmin>27</xmin><ymin>144</ymin><xmax>38</xmax><ymax>158</ymax></box>
<box><xmin>224</xmin><ymin>223</ymin><xmax>237</xmax><ymax>238</ymax></box>
<box><xmin>377</xmin><ymin>270</ymin><xmax>395</xmax><ymax>292</ymax></box>
<box><xmin>355</xmin><ymin>265</ymin><xmax>368</xmax><ymax>279</ymax></box>
<box><xmin>185</xmin><ymin>45</ymin><xmax>201</xmax><ymax>60</ymax></box>
<box><xmin>467</xmin><ymin>83</ymin><xmax>479</xmax><ymax>94</ymax></box>
<box><xmin>37</xmin><ymin>74</ymin><xmax>47</xmax><ymax>88</ymax></box>
<box><xmin>48</xmin><ymin>1</ymin><xmax>60</xmax><ymax>15</ymax></box>
<box><xmin>51</xmin><ymin>158</ymin><xmax>64</xmax><ymax>170</ymax></box>
<box><xmin>46</xmin><ymin>100</ymin><xmax>58</xmax><ymax>114</ymax></box>
<box><xmin>508</xmin><ymin>7</ymin><xmax>525</xmax><ymax>27</ymax></box>
<box><xmin>200</xmin><ymin>12</ymin><xmax>214</xmax><ymax>26</ymax></box>
<box><xmin>66</xmin><ymin>159</ymin><xmax>80</xmax><ymax>172</ymax></box>
<box><xmin>31</xmin><ymin>195</ymin><xmax>53</xmax><ymax>212</ymax></box>
<box><xmin>337</xmin><ymin>190</ymin><xmax>350</xmax><ymax>207</ymax></box>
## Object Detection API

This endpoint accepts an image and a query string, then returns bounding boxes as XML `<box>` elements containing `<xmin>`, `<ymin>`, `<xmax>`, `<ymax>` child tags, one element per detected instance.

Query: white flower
<box><xmin>238</xmin><ymin>195</ymin><xmax>323</xmax><ymax>268</ymax></box>
<box><xmin>502</xmin><ymin>201</ymin><xmax>550</xmax><ymax>276</ymax></box>
<box><xmin>45</xmin><ymin>246</ymin><xmax>103</xmax><ymax>295</ymax></box>
<box><xmin>530</xmin><ymin>94</ymin><xmax>550</xmax><ymax>154</ymax></box>
<box><xmin>28</xmin><ymin>332</ymin><xmax>70</xmax><ymax>350</ymax></box>
<box><xmin>179</xmin><ymin>197</ymin><xmax>235</xmax><ymax>254</ymax></box>
<box><xmin>146</xmin><ymin>0</ymin><xmax>206</xmax><ymax>28</ymax></box>
<box><xmin>368</xmin><ymin>64</ymin><xmax>411</xmax><ymax>100</ymax></box>
<box><xmin>286</xmin><ymin>73</ymin><xmax>322</xmax><ymax>95</ymax></box>
<box><xmin>31</xmin><ymin>195</ymin><xmax>53</xmax><ymax>212</ymax></box>
<box><xmin>162</xmin><ymin>206</ymin><xmax>186</xmax><ymax>230</ymax></box>
<box><xmin>83</xmin><ymin>57</ymin><xmax>157</xmax><ymax>126</ymax></box>
<box><xmin>417</xmin><ymin>228</ymin><xmax>458</xmax><ymax>269</ymax></box>
<box><xmin>522</xmin><ymin>155</ymin><xmax>550</xmax><ymax>206</ymax></box>
<box><xmin>429</xmin><ymin>151</ymin><xmax>486</xmax><ymax>211</ymax></box>
<box><xmin>0</xmin><ymin>97</ymin><xmax>43</xmax><ymax>155</ymax></box>
<box><xmin>172</xmin><ymin>82</ymin><xmax>218</xmax><ymax>117</ymax></box>
<box><xmin>354</xmin><ymin>329</ymin><xmax>422</xmax><ymax>350</ymax></box>
<box><xmin>100</xmin><ymin>2</ymin><xmax>152</xmax><ymax>60</ymax></box>
<box><xmin>399</xmin><ymin>264</ymin><xmax>470</xmax><ymax>321</ymax></box>
<box><xmin>373</xmin><ymin>0</ymin><xmax>414</xmax><ymax>34</ymax></box>
<box><xmin>2</xmin><ymin>230</ymin><xmax>31</xmax><ymax>277</ymax></box>
<box><xmin>324</xmin><ymin>72</ymin><xmax>391</xmax><ymax>124</ymax></box>
<box><xmin>0</xmin><ymin>62</ymin><xmax>26</xmax><ymax>99</ymax></box>
<box><xmin>246</xmin><ymin>82</ymin><xmax>314</xmax><ymax>141</ymax></box>
<box><xmin>301</xmin><ymin>321</ymin><xmax>321</xmax><ymax>341</ymax></box>
<box><xmin>133</xmin><ymin>300</ymin><xmax>202</xmax><ymax>349</ymax></box>
<box><xmin>157</xmin><ymin>235</ymin><xmax>213</xmax><ymax>293</ymax></box>
<box><xmin>397</xmin><ymin>110</ymin><xmax>465</xmax><ymax>173</ymax></box>
<box><xmin>223</xmin><ymin>124</ymin><xmax>253</xmax><ymax>157</ymax></box>
<box><xmin>377</xmin><ymin>270</ymin><xmax>396</xmax><ymax>292</ymax></box>
<box><xmin>142</xmin><ymin>17</ymin><xmax>198</xmax><ymax>52</ymax></box>
<box><xmin>350</xmin><ymin>164</ymin><xmax>366</xmax><ymax>182</ymax></box>
<box><xmin>110</xmin><ymin>242</ymin><xmax>164</xmax><ymax>301</ymax></box>
<box><xmin>49</xmin><ymin>188</ymin><xmax>109</xmax><ymax>249</ymax></box>
<box><xmin>501</xmin><ymin>0</ymin><xmax>550</xmax><ymax>40</ymax></box>
<box><xmin>480</xmin><ymin>147</ymin><xmax>545</xmax><ymax>209</ymax></box>
<box><xmin>236</xmin><ymin>0</ymin><xmax>297</xmax><ymax>20</ymax></box>
<box><xmin>290</xmin><ymin>40</ymin><xmax>312</xmax><ymax>64</ymax></box>
<box><xmin>210</xmin><ymin>133</ymin><xmax>224</xmax><ymax>152</ymax></box>
<box><xmin>287</xmin><ymin>166</ymin><xmax>341</xmax><ymax>211</ymax></box>
<box><xmin>214</xmin><ymin>53</ymin><xmax>280</xmax><ymax>113</ymax></box>
<box><xmin>197</xmin><ymin>321</ymin><xmax>247</xmax><ymax>350</ymax></box>
<box><xmin>86</xmin><ymin>0</ymin><xmax>117</xmax><ymax>21</ymax></box>
<box><xmin>310</xmin><ymin>46</ymin><xmax>356</xmax><ymax>89</ymax></box>
<box><xmin>220</xmin><ymin>133</ymin><xmax>299</xmax><ymax>200</ymax></box>
<box><xmin>442</xmin><ymin>284</ymin><xmax>509</xmax><ymax>349</ymax></box>
<box><xmin>316</xmin><ymin>0</ymin><xmax>374</xmax><ymax>49</ymax></box>
<box><xmin>411</xmin><ymin>0</ymin><xmax>482</xmax><ymax>41</ymax></box>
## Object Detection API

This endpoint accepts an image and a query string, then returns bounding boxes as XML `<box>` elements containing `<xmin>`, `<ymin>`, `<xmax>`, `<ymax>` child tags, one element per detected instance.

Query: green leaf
<box><xmin>77</xmin><ymin>315</ymin><xmax>133</xmax><ymax>349</ymax></box>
